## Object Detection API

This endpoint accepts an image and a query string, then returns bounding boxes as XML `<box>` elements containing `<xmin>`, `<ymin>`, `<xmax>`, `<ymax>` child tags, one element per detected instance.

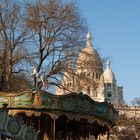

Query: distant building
<box><xmin>56</xmin><ymin>32</ymin><xmax>125</xmax><ymax>106</ymax></box>
<box><xmin>117</xmin><ymin>106</ymin><xmax>140</xmax><ymax>118</ymax></box>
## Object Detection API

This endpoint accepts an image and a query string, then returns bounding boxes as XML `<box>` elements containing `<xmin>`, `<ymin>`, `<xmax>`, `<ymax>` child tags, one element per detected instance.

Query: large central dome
<box><xmin>77</xmin><ymin>32</ymin><xmax>103</xmax><ymax>73</ymax></box>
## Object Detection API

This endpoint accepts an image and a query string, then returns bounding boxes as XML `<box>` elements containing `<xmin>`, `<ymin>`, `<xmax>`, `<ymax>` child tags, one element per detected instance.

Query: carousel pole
<box><xmin>107</xmin><ymin>130</ymin><xmax>110</xmax><ymax>140</ymax></box>
<box><xmin>52</xmin><ymin>118</ymin><xmax>56</xmax><ymax>140</ymax></box>
<box><xmin>49</xmin><ymin>113</ymin><xmax>57</xmax><ymax>140</ymax></box>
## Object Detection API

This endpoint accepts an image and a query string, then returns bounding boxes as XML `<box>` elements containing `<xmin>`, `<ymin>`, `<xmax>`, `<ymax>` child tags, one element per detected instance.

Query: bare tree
<box><xmin>111</xmin><ymin>114</ymin><xmax>140</xmax><ymax>139</ymax></box>
<box><xmin>131</xmin><ymin>97</ymin><xmax>140</xmax><ymax>106</ymax></box>
<box><xmin>0</xmin><ymin>0</ymin><xmax>31</xmax><ymax>91</ymax></box>
<box><xmin>25</xmin><ymin>0</ymin><xmax>87</xmax><ymax>90</ymax></box>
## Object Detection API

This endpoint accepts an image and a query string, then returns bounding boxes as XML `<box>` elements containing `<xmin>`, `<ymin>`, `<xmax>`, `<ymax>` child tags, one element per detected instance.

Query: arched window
<box><xmin>92</xmin><ymin>72</ymin><xmax>95</xmax><ymax>78</ymax></box>
<box><xmin>107</xmin><ymin>83</ymin><xmax>111</xmax><ymax>87</ymax></box>
<box><xmin>87</xmin><ymin>86</ymin><xmax>90</xmax><ymax>95</ymax></box>
<box><xmin>98</xmin><ymin>73</ymin><xmax>100</xmax><ymax>79</ymax></box>
<box><xmin>96</xmin><ymin>73</ymin><xmax>98</xmax><ymax>79</ymax></box>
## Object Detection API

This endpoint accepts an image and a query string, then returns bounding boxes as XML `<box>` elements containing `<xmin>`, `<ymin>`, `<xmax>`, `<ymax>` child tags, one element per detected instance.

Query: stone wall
<box><xmin>116</xmin><ymin>106</ymin><xmax>140</xmax><ymax>118</ymax></box>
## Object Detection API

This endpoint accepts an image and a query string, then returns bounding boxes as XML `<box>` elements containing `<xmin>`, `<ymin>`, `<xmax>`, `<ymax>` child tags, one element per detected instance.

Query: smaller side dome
<box><xmin>103</xmin><ymin>60</ymin><xmax>116</xmax><ymax>83</ymax></box>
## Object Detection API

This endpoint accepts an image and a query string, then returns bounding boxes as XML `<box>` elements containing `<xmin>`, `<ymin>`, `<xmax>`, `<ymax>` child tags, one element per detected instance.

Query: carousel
<box><xmin>0</xmin><ymin>89</ymin><xmax>118</xmax><ymax>140</ymax></box>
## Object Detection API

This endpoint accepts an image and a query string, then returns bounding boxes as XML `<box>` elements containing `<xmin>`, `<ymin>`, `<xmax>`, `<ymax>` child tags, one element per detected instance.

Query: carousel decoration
<box><xmin>0</xmin><ymin>104</ymin><xmax>38</xmax><ymax>140</ymax></box>
<box><xmin>0</xmin><ymin>89</ymin><xmax>118</xmax><ymax>140</ymax></box>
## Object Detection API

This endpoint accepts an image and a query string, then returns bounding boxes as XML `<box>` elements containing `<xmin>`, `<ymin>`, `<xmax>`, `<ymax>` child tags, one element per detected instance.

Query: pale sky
<box><xmin>77</xmin><ymin>0</ymin><xmax>140</xmax><ymax>104</ymax></box>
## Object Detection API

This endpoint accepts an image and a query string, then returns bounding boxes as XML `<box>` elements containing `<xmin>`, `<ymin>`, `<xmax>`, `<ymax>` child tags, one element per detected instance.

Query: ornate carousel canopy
<box><xmin>0</xmin><ymin>90</ymin><xmax>118</xmax><ymax>126</ymax></box>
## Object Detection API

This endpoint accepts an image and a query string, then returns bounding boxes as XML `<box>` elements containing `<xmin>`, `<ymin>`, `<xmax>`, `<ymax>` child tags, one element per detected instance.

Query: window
<box><xmin>92</xmin><ymin>72</ymin><xmax>95</xmax><ymax>78</ymax></box>
<box><xmin>87</xmin><ymin>86</ymin><xmax>90</xmax><ymax>95</ymax></box>
<box><xmin>107</xmin><ymin>92</ymin><xmax>112</xmax><ymax>98</ymax></box>
<box><xmin>107</xmin><ymin>83</ymin><xmax>111</xmax><ymax>87</ymax></box>
<box><xmin>96</xmin><ymin>73</ymin><xmax>98</xmax><ymax>79</ymax></box>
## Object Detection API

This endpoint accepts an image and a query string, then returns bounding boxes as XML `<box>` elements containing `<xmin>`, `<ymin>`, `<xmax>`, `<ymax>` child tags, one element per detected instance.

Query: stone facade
<box><xmin>56</xmin><ymin>32</ymin><xmax>125</xmax><ymax>106</ymax></box>
<box><xmin>116</xmin><ymin>106</ymin><xmax>140</xmax><ymax>118</ymax></box>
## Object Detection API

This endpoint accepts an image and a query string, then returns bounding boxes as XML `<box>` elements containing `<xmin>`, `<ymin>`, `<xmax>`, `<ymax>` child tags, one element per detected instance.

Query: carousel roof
<box><xmin>0</xmin><ymin>90</ymin><xmax>118</xmax><ymax>126</ymax></box>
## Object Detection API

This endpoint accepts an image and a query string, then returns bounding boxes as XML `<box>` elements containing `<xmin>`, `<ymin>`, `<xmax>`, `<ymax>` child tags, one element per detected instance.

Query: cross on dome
<box><xmin>106</xmin><ymin>60</ymin><xmax>110</xmax><ymax>68</ymax></box>
<box><xmin>86</xmin><ymin>32</ymin><xmax>92</xmax><ymax>46</ymax></box>
<box><xmin>87</xmin><ymin>32</ymin><xmax>91</xmax><ymax>40</ymax></box>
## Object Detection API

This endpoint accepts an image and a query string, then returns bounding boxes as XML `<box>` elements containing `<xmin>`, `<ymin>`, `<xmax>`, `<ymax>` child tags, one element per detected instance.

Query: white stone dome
<box><xmin>77</xmin><ymin>32</ymin><xmax>102</xmax><ymax>68</ymax></box>
<box><xmin>103</xmin><ymin>60</ymin><xmax>116</xmax><ymax>83</ymax></box>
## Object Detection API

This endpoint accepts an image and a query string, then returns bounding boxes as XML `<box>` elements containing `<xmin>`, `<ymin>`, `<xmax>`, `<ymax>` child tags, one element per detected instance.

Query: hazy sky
<box><xmin>77</xmin><ymin>0</ymin><xmax>140</xmax><ymax>104</ymax></box>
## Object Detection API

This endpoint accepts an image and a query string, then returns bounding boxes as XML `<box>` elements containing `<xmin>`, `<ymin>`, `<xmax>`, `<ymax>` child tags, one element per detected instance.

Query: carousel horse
<box><xmin>0</xmin><ymin>105</ymin><xmax>38</xmax><ymax>140</ymax></box>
